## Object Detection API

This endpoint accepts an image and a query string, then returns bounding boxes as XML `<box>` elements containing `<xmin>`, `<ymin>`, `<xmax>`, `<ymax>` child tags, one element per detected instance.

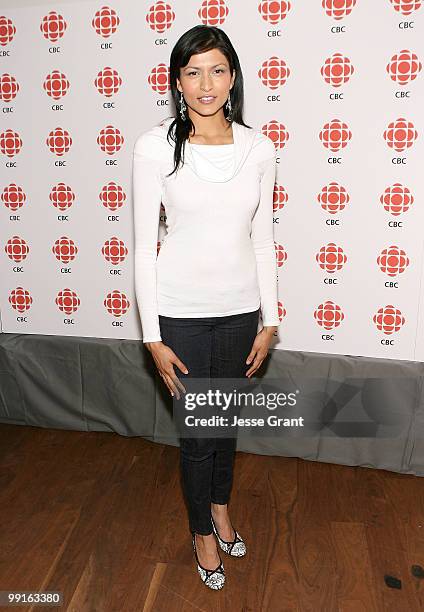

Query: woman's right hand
<box><xmin>145</xmin><ymin>341</ymin><xmax>189</xmax><ymax>400</ymax></box>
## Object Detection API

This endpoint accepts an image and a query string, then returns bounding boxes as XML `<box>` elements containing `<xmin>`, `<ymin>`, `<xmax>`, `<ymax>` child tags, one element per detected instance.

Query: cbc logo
<box><xmin>278</xmin><ymin>300</ymin><xmax>286</xmax><ymax>322</ymax></box>
<box><xmin>0</xmin><ymin>73</ymin><xmax>19</xmax><ymax>102</ymax></box>
<box><xmin>377</xmin><ymin>245</ymin><xmax>409</xmax><ymax>277</ymax></box>
<box><xmin>9</xmin><ymin>286</ymin><xmax>32</xmax><ymax>313</ymax></box>
<box><xmin>92</xmin><ymin>6</ymin><xmax>120</xmax><ymax>38</ymax></box>
<box><xmin>0</xmin><ymin>16</ymin><xmax>16</xmax><ymax>45</ymax></box>
<box><xmin>97</xmin><ymin>125</ymin><xmax>124</xmax><ymax>155</ymax></box>
<box><xmin>263</xmin><ymin>120</ymin><xmax>289</xmax><ymax>150</ymax></box>
<box><xmin>2</xmin><ymin>183</ymin><xmax>26</xmax><ymax>211</ymax></box>
<box><xmin>389</xmin><ymin>0</ymin><xmax>422</xmax><ymax>17</ymax></box>
<box><xmin>259</xmin><ymin>56</ymin><xmax>290</xmax><ymax>89</ymax></box>
<box><xmin>384</xmin><ymin>117</ymin><xmax>418</xmax><ymax>152</ymax></box>
<box><xmin>56</xmin><ymin>288</ymin><xmax>80</xmax><ymax>315</ymax></box>
<box><xmin>198</xmin><ymin>0</ymin><xmax>229</xmax><ymax>26</ymax></box>
<box><xmin>316</xmin><ymin>243</ymin><xmax>347</xmax><ymax>273</ymax></box>
<box><xmin>50</xmin><ymin>183</ymin><xmax>75</xmax><ymax>211</ymax></box>
<box><xmin>380</xmin><ymin>183</ymin><xmax>413</xmax><ymax>216</ymax></box>
<box><xmin>43</xmin><ymin>70</ymin><xmax>70</xmax><ymax>100</ymax></box>
<box><xmin>146</xmin><ymin>2</ymin><xmax>175</xmax><ymax>33</ymax></box>
<box><xmin>0</xmin><ymin>129</ymin><xmax>22</xmax><ymax>157</ymax></box>
<box><xmin>387</xmin><ymin>49</ymin><xmax>422</xmax><ymax>85</ymax></box>
<box><xmin>321</xmin><ymin>53</ymin><xmax>354</xmax><ymax>87</ymax></box>
<box><xmin>373</xmin><ymin>304</ymin><xmax>405</xmax><ymax>337</ymax></box>
<box><xmin>46</xmin><ymin>127</ymin><xmax>72</xmax><ymax>156</ymax></box>
<box><xmin>314</xmin><ymin>300</ymin><xmax>344</xmax><ymax>332</ymax></box>
<box><xmin>52</xmin><ymin>236</ymin><xmax>78</xmax><ymax>264</ymax></box>
<box><xmin>104</xmin><ymin>290</ymin><xmax>130</xmax><ymax>324</ymax></box>
<box><xmin>322</xmin><ymin>0</ymin><xmax>357</xmax><ymax>20</ymax></box>
<box><xmin>273</xmin><ymin>184</ymin><xmax>287</xmax><ymax>214</ymax></box>
<box><xmin>5</xmin><ymin>235</ymin><xmax>29</xmax><ymax>262</ymax></box>
<box><xmin>99</xmin><ymin>181</ymin><xmax>127</xmax><ymax>212</ymax></box>
<box><xmin>258</xmin><ymin>0</ymin><xmax>291</xmax><ymax>25</ymax></box>
<box><xmin>274</xmin><ymin>242</ymin><xmax>287</xmax><ymax>268</ymax></box>
<box><xmin>318</xmin><ymin>182</ymin><xmax>350</xmax><ymax>215</ymax></box>
<box><xmin>40</xmin><ymin>11</ymin><xmax>67</xmax><ymax>43</ymax></box>
<box><xmin>95</xmin><ymin>66</ymin><xmax>122</xmax><ymax>97</ymax></box>
<box><xmin>102</xmin><ymin>236</ymin><xmax>128</xmax><ymax>264</ymax></box>
<box><xmin>320</xmin><ymin>119</ymin><xmax>352</xmax><ymax>152</ymax></box>
<box><xmin>149</xmin><ymin>63</ymin><xmax>170</xmax><ymax>95</ymax></box>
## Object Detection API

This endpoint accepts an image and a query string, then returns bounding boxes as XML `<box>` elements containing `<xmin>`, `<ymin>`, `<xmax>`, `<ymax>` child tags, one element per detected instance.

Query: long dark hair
<box><xmin>164</xmin><ymin>24</ymin><xmax>252</xmax><ymax>178</ymax></box>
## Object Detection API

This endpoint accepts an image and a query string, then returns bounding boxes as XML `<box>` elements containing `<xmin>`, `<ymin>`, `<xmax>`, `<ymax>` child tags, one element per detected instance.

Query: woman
<box><xmin>132</xmin><ymin>24</ymin><xmax>279</xmax><ymax>590</ymax></box>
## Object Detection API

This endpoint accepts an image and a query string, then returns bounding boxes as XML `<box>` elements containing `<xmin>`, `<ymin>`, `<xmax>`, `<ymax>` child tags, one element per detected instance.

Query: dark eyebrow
<box><xmin>184</xmin><ymin>63</ymin><xmax>226</xmax><ymax>70</ymax></box>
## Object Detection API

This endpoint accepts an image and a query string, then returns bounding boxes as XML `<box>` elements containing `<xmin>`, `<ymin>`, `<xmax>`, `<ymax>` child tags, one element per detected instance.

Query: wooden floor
<box><xmin>0</xmin><ymin>423</ymin><xmax>423</xmax><ymax>612</ymax></box>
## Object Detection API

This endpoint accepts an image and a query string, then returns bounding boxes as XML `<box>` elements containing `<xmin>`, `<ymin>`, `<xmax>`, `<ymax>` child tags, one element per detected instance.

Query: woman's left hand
<box><xmin>245</xmin><ymin>326</ymin><xmax>277</xmax><ymax>378</ymax></box>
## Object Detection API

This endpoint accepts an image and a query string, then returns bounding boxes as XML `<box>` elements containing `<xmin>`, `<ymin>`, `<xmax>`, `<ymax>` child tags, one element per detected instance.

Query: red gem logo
<box><xmin>318</xmin><ymin>182</ymin><xmax>350</xmax><ymax>214</ymax></box>
<box><xmin>259</xmin><ymin>56</ymin><xmax>290</xmax><ymax>89</ymax></box>
<box><xmin>99</xmin><ymin>181</ymin><xmax>127</xmax><ymax>211</ymax></box>
<box><xmin>9</xmin><ymin>287</ymin><xmax>32</xmax><ymax>313</ymax></box>
<box><xmin>198</xmin><ymin>0</ymin><xmax>229</xmax><ymax>25</ymax></box>
<box><xmin>97</xmin><ymin>125</ymin><xmax>124</xmax><ymax>155</ymax></box>
<box><xmin>5</xmin><ymin>236</ymin><xmax>29</xmax><ymax>262</ymax></box>
<box><xmin>316</xmin><ymin>243</ymin><xmax>347</xmax><ymax>273</ymax></box>
<box><xmin>102</xmin><ymin>237</ymin><xmax>128</xmax><ymax>265</ymax></box>
<box><xmin>389</xmin><ymin>0</ymin><xmax>422</xmax><ymax>16</ymax></box>
<box><xmin>0</xmin><ymin>73</ymin><xmax>19</xmax><ymax>102</ymax></box>
<box><xmin>49</xmin><ymin>183</ymin><xmax>75</xmax><ymax>211</ymax></box>
<box><xmin>274</xmin><ymin>242</ymin><xmax>287</xmax><ymax>267</ymax></box>
<box><xmin>1</xmin><ymin>183</ymin><xmax>26</xmax><ymax>211</ymax></box>
<box><xmin>92</xmin><ymin>6</ymin><xmax>120</xmax><ymax>37</ymax></box>
<box><xmin>373</xmin><ymin>305</ymin><xmax>405</xmax><ymax>335</ymax></box>
<box><xmin>321</xmin><ymin>54</ymin><xmax>354</xmax><ymax>87</ymax></box>
<box><xmin>46</xmin><ymin>127</ymin><xmax>72</xmax><ymax>156</ymax></box>
<box><xmin>43</xmin><ymin>70</ymin><xmax>70</xmax><ymax>100</ymax></box>
<box><xmin>322</xmin><ymin>0</ymin><xmax>357</xmax><ymax>20</ymax></box>
<box><xmin>40</xmin><ymin>11</ymin><xmax>67</xmax><ymax>42</ymax></box>
<box><xmin>377</xmin><ymin>246</ymin><xmax>409</xmax><ymax>276</ymax></box>
<box><xmin>148</xmin><ymin>63</ymin><xmax>170</xmax><ymax>94</ymax></box>
<box><xmin>0</xmin><ymin>16</ymin><xmax>16</xmax><ymax>45</ymax></box>
<box><xmin>273</xmin><ymin>184</ymin><xmax>287</xmax><ymax>213</ymax></box>
<box><xmin>95</xmin><ymin>66</ymin><xmax>122</xmax><ymax>97</ymax></box>
<box><xmin>56</xmin><ymin>288</ymin><xmax>81</xmax><ymax>315</ymax></box>
<box><xmin>52</xmin><ymin>236</ymin><xmax>78</xmax><ymax>264</ymax></box>
<box><xmin>0</xmin><ymin>129</ymin><xmax>22</xmax><ymax>157</ymax></box>
<box><xmin>383</xmin><ymin>117</ymin><xmax>418</xmax><ymax>152</ymax></box>
<box><xmin>314</xmin><ymin>300</ymin><xmax>344</xmax><ymax>330</ymax></box>
<box><xmin>380</xmin><ymin>183</ymin><xmax>413</xmax><ymax>216</ymax></box>
<box><xmin>258</xmin><ymin>1</ymin><xmax>291</xmax><ymax>25</ymax></box>
<box><xmin>387</xmin><ymin>49</ymin><xmax>422</xmax><ymax>85</ymax></box>
<box><xmin>146</xmin><ymin>2</ymin><xmax>175</xmax><ymax>33</ymax></box>
<box><xmin>104</xmin><ymin>290</ymin><xmax>130</xmax><ymax>317</ymax></box>
<box><xmin>320</xmin><ymin>119</ymin><xmax>352</xmax><ymax>152</ymax></box>
<box><xmin>263</xmin><ymin>120</ymin><xmax>289</xmax><ymax>150</ymax></box>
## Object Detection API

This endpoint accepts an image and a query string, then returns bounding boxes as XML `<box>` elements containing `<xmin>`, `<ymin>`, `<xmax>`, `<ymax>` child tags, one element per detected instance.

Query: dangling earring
<box><xmin>179</xmin><ymin>91</ymin><xmax>187</xmax><ymax>121</ymax></box>
<box><xmin>225</xmin><ymin>91</ymin><xmax>233</xmax><ymax>123</ymax></box>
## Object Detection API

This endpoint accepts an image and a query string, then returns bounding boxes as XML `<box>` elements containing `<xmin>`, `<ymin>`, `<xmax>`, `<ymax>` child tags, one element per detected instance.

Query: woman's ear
<box><xmin>231</xmin><ymin>70</ymin><xmax>236</xmax><ymax>89</ymax></box>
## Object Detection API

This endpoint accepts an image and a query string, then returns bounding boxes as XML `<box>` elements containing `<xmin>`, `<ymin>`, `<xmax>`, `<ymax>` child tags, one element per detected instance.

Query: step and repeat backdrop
<box><xmin>0</xmin><ymin>0</ymin><xmax>424</xmax><ymax>360</ymax></box>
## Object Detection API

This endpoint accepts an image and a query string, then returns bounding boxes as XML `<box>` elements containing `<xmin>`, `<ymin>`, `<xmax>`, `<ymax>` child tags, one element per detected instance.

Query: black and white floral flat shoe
<box><xmin>192</xmin><ymin>533</ymin><xmax>226</xmax><ymax>590</ymax></box>
<box><xmin>211</xmin><ymin>515</ymin><xmax>247</xmax><ymax>557</ymax></box>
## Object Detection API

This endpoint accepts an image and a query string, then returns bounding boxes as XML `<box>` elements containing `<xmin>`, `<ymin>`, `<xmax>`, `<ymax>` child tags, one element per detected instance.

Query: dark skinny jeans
<box><xmin>158</xmin><ymin>308</ymin><xmax>260</xmax><ymax>535</ymax></box>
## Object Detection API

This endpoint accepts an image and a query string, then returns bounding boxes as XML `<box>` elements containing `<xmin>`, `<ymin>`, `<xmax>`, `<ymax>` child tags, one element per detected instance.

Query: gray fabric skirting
<box><xmin>0</xmin><ymin>332</ymin><xmax>423</xmax><ymax>477</ymax></box>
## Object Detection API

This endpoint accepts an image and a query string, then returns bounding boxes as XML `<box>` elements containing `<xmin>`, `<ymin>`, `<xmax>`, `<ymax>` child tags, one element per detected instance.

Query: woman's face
<box><xmin>176</xmin><ymin>48</ymin><xmax>235</xmax><ymax>120</ymax></box>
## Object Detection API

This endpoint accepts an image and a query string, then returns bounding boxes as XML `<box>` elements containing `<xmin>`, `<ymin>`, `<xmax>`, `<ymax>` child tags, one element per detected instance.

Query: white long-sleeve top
<box><xmin>132</xmin><ymin>116</ymin><xmax>280</xmax><ymax>343</ymax></box>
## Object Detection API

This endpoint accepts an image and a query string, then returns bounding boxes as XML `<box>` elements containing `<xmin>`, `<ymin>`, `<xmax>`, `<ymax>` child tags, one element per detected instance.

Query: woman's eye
<box><xmin>187</xmin><ymin>69</ymin><xmax>224</xmax><ymax>76</ymax></box>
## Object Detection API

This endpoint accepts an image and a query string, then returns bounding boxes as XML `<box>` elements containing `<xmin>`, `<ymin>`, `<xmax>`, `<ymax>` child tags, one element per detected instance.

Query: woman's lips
<box><xmin>198</xmin><ymin>96</ymin><xmax>216</xmax><ymax>104</ymax></box>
